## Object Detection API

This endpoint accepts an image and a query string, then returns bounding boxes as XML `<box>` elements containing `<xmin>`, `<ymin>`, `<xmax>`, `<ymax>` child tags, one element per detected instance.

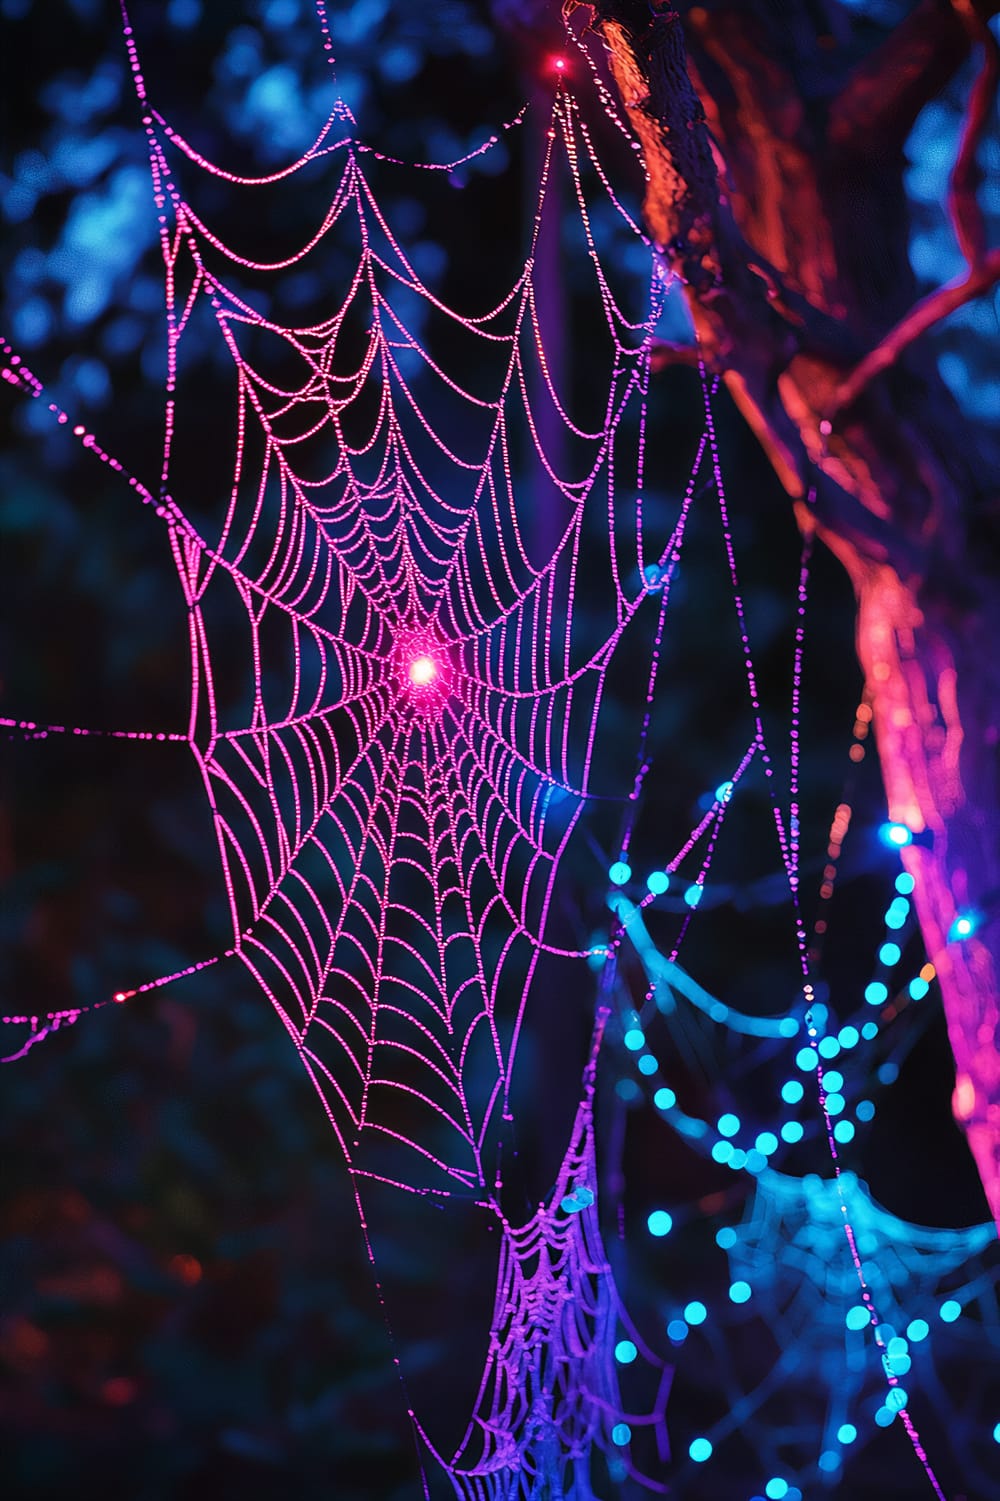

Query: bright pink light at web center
<box><xmin>409</xmin><ymin>654</ymin><xmax>438</xmax><ymax>686</ymax></box>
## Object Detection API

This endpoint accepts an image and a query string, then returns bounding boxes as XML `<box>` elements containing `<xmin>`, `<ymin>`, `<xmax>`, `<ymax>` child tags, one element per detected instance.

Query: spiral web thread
<box><xmin>0</xmin><ymin>6</ymin><xmax>978</xmax><ymax>1497</ymax></box>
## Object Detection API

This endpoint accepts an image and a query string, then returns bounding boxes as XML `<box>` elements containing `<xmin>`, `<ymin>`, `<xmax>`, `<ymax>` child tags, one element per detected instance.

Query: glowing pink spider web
<box><xmin>0</xmin><ymin>5</ymin><xmax>973</xmax><ymax>1497</ymax></box>
<box><xmin>3</xmin><ymin>7</ymin><xmax>681</xmax><ymax>1489</ymax></box>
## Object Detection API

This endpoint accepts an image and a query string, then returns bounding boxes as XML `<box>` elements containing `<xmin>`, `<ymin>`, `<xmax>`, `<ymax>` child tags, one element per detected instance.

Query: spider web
<box><xmin>139</xmin><ymin>68</ymin><xmax>667</xmax><ymax>1202</ymax></box>
<box><xmin>3</xmin><ymin>6</ymin><xmax>994</xmax><ymax>1499</ymax></box>
<box><xmin>4</xmin><ymin>8</ymin><xmax>686</xmax><ymax>1492</ymax></box>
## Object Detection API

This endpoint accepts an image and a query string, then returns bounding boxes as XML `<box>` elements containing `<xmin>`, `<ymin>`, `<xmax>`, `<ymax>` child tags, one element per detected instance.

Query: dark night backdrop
<box><xmin>1</xmin><ymin>3</ymin><xmax>997</xmax><ymax>1499</ymax></box>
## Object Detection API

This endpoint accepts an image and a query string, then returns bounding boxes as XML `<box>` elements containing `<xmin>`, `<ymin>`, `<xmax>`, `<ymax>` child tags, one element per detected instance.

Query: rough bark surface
<box><xmin>581</xmin><ymin>0</ymin><xmax>1000</xmax><ymax>1225</ymax></box>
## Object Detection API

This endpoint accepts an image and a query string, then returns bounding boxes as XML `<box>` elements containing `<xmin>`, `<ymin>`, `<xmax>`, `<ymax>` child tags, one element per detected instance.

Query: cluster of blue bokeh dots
<box><xmin>602</xmin><ymin>836</ymin><xmax>991</xmax><ymax>1490</ymax></box>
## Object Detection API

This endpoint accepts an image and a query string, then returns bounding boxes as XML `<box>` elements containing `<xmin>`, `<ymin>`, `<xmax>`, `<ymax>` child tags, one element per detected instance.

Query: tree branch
<box><xmin>948</xmin><ymin>0</ymin><xmax>1000</xmax><ymax>266</ymax></box>
<box><xmin>829</xmin><ymin>248</ymin><xmax>1000</xmax><ymax>417</ymax></box>
<box><xmin>590</xmin><ymin>0</ymin><xmax>1000</xmax><ymax>1228</ymax></box>
<box><xmin>649</xmin><ymin>338</ymin><xmax>712</xmax><ymax>372</ymax></box>
<box><xmin>827</xmin><ymin>0</ymin><xmax>984</xmax><ymax>154</ymax></box>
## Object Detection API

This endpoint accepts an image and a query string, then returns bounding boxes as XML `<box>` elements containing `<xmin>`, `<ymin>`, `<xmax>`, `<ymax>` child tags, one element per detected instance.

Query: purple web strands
<box><xmin>2</xmin><ymin>4</ymin><xmax>996</xmax><ymax>1497</ymax></box>
<box><xmin>420</xmin><ymin>1016</ymin><xmax>671</xmax><ymax>1499</ymax></box>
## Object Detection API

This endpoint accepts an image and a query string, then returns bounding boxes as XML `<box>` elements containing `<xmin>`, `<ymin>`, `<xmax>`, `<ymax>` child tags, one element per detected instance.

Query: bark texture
<box><xmin>582</xmin><ymin>0</ymin><xmax>1000</xmax><ymax>1225</ymax></box>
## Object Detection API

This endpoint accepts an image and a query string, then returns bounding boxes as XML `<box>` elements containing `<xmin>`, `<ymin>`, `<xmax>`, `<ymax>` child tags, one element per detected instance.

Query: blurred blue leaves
<box><xmin>903</xmin><ymin>30</ymin><xmax>1000</xmax><ymax>422</ymax></box>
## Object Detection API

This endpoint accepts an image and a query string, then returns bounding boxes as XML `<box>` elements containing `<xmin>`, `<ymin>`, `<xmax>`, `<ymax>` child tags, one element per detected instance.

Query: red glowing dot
<box><xmin>409</xmin><ymin>654</ymin><xmax>438</xmax><ymax>686</ymax></box>
<box><xmin>553</xmin><ymin>56</ymin><xmax>566</xmax><ymax>71</ymax></box>
<box><xmin>169</xmin><ymin>1252</ymin><xmax>203</xmax><ymax>1285</ymax></box>
<box><xmin>101</xmin><ymin>1376</ymin><xmax>137</xmax><ymax>1406</ymax></box>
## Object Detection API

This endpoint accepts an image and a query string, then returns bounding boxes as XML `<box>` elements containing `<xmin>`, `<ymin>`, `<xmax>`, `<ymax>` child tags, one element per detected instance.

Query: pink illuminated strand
<box><xmin>700</xmin><ymin>370</ymin><xmax>946</xmax><ymax>1497</ymax></box>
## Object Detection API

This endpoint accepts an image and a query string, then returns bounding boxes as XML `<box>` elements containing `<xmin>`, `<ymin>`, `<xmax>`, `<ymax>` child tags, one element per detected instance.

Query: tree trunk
<box><xmin>585</xmin><ymin>0</ymin><xmax>1000</xmax><ymax>1225</ymax></box>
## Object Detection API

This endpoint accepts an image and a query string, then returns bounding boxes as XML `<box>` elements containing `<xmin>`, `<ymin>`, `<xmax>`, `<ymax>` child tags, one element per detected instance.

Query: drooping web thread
<box><xmin>0</xmin><ymin>6</ymin><xmax>985</xmax><ymax>1497</ymax></box>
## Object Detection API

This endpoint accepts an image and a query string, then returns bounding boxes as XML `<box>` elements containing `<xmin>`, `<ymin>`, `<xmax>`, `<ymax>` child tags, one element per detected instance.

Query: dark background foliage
<box><xmin>1</xmin><ymin>3</ymin><xmax>996</xmax><ymax>1499</ymax></box>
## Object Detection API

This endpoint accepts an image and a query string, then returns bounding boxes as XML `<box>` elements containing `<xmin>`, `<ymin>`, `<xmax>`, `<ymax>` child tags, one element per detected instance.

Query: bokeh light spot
<box><xmin>408</xmin><ymin>653</ymin><xmax>437</xmax><ymax>685</ymax></box>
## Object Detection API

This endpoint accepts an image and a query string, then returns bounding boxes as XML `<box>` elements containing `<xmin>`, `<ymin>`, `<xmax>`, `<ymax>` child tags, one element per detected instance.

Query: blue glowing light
<box><xmin>653</xmin><ymin>1086</ymin><xmax>676</xmax><ymax>1111</ymax></box>
<box><xmin>667</xmin><ymin>1319</ymin><xmax>688</xmax><ymax>1342</ymax></box>
<box><xmin>624</xmin><ymin>1028</ymin><xmax>645</xmax><ymax>1051</ymax></box>
<box><xmin>940</xmin><ymin>1299</ymin><xmax>961</xmax><ymax>1322</ymax></box>
<box><xmin>729</xmin><ymin>1280</ymin><xmax>752</xmax><ymax>1304</ymax></box>
<box><xmin>887</xmin><ymin>1386</ymin><xmax>908</xmax><ymax>1411</ymax></box>
<box><xmin>865</xmin><ymin>981</ymin><xmax>888</xmax><ymax>1006</ymax></box>
<box><xmin>878</xmin><ymin>1061</ymin><xmax>899</xmax><ymax>1085</ymax></box>
<box><xmin>718</xmin><ymin>1112</ymin><xmax>740</xmax><ymax>1138</ymax></box>
<box><xmin>781</xmin><ymin>1079</ymin><xmax>804</xmax><ymax>1104</ymax></box>
<box><xmin>715</xmin><ymin>780</ymin><xmax>734</xmax><ymax>803</ymax></box>
<box><xmin>728</xmin><ymin>1148</ymin><xmax>747</xmax><ymax>1171</ymax></box>
<box><xmin>837</xmin><ymin>1423</ymin><xmax>858</xmax><ymax>1445</ymax></box>
<box><xmin>755</xmin><ymin>1132</ymin><xmax>779</xmax><ymax>1156</ymax></box>
<box><xmin>684</xmin><ymin>883</ymin><xmax>703</xmax><ymax>908</ymax></box>
<box><xmin>560</xmin><ymin>1185</ymin><xmax>595</xmax><ymax>1214</ymax></box>
<box><xmin>845</xmin><ymin>1305</ymin><xmax>870</xmax><ymax>1331</ymax></box>
<box><xmin>638</xmin><ymin>1053</ymin><xmax>658</xmax><ymax>1075</ymax></box>
<box><xmin>712</xmin><ymin>1140</ymin><xmax>733</xmax><ymax>1164</ymax></box>
<box><xmin>716</xmin><ymin>1226</ymin><xmax>737</xmax><ymax>1250</ymax></box>
<box><xmin>689</xmin><ymin>1437</ymin><xmax>713</xmax><ymax>1463</ymax></box>
<box><xmin>856</xmin><ymin>1099</ymin><xmax>876</xmax><ymax>1122</ymax></box>
<box><xmin>879</xmin><ymin>821</ymin><xmax>913</xmax><ymax>848</ymax></box>
<box><xmin>646</xmin><ymin>869</ymin><xmax>670</xmax><ymax>894</ymax></box>
<box><xmin>823</xmin><ymin>1071</ymin><xmax>843</xmax><ymax>1093</ymax></box>
<box><xmin>909</xmin><ymin>977</ymin><xmax>930</xmax><ymax>999</ymax></box>
<box><xmin>781</xmin><ymin>1120</ymin><xmax>804</xmax><ymax>1143</ymax></box>
<box><xmin>885</xmin><ymin>897</ymin><xmax>910</xmax><ymax>930</ymax></box>
<box><xmin>879</xmin><ymin>942</ymin><xmax>901</xmax><ymax>966</ymax></box>
<box><xmin>745</xmin><ymin>1149</ymin><xmax>767</xmax><ymax>1174</ymax></box>
<box><xmin>994</xmin><ymin>1422</ymin><xmax>1000</xmax><ymax>1443</ymax></box>
<box><xmin>615</xmin><ymin>1339</ymin><xmax>638</xmax><ymax>1365</ymax></box>
<box><xmin>609</xmin><ymin>860</ymin><xmax>632</xmax><ymax>886</ymax></box>
<box><xmin>795</xmin><ymin>1047</ymin><xmax>818</xmax><ymax>1071</ymax></box>
<box><xmin>949</xmin><ymin>911</ymin><xmax>978</xmax><ymax>941</ymax></box>
<box><xmin>818</xmin><ymin>1451</ymin><xmax>840</xmax><ymax>1472</ymax></box>
<box><xmin>838</xmin><ymin>1025</ymin><xmax>860</xmax><ymax>1049</ymax></box>
<box><xmin>818</xmin><ymin>1036</ymin><xmax>841</xmax><ymax>1059</ymax></box>
<box><xmin>765</xmin><ymin>1480</ymin><xmax>789</xmax><ymax>1500</ymax></box>
<box><xmin>861</xmin><ymin>1021</ymin><xmax>879</xmax><ymax>1039</ymax></box>
<box><xmin>647</xmin><ymin>1209</ymin><xmax>673</xmax><ymax>1237</ymax></box>
<box><xmin>684</xmin><ymin>1300</ymin><xmax>707</xmax><ymax>1326</ymax></box>
<box><xmin>834</xmin><ymin>1120</ymin><xmax>855</xmax><ymax>1144</ymax></box>
<box><xmin>906</xmin><ymin>1318</ymin><xmax>929</xmax><ymax>1342</ymax></box>
<box><xmin>825</xmin><ymin>1092</ymin><xmax>845</xmax><ymax>1115</ymax></box>
<box><xmin>616</xmin><ymin>1078</ymin><xmax>640</xmax><ymax>1103</ymax></box>
<box><xmin>612</xmin><ymin>1421</ymin><xmax>632</xmax><ymax>1445</ymax></box>
<box><xmin>875</xmin><ymin>1406</ymin><xmax>896</xmax><ymax>1428</ymax></box>
<box><xmin>778</xmin><ymin>1017</ymin><xmax>799</xmax><ymax>1037</ymax></box>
